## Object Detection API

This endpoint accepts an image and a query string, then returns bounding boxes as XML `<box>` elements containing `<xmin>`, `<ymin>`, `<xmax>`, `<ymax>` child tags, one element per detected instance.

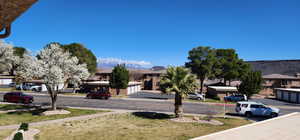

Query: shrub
<box><xmin>19</xmin><ymin>123</ymin><xmax>28</xmax><ymax>131</ymax></box>
<box><xmin>13</xmin><ymin>132</ymin><xmax>23</xmax><ymax>140</ymax></box>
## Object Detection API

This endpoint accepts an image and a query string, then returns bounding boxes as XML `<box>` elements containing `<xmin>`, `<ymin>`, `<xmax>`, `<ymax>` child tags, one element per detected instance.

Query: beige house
<box><xmin>84</xmin><ymin>81</ymin><xmax>142</xmax><ymax>95</ymax></box>
<box><xmin>90</xmin><ymin>68</ymin><xmax>165</xmax><ymax>91</ymax></box>
<box><xmin>261</xmin><ymin>74</ymin><xmax>300</xmax><ymax>95</ymax></box>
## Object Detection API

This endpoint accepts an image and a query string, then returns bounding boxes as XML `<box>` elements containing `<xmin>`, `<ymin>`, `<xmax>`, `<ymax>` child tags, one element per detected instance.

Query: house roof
<box><xmin>262</xmin><ymin>74</ymin><xmax>300</xmax><ymax>80</ymax></box>
<box><xmin>85</xmin><ymin>81</ymin><xmax>142</xmax><ymax>86</ymax></box>
<box><xmin>96</xmin><ymin>68</ymin><xmax>166</xmax><ymax>74</ymax></box>
<box><xmin>275</xmin><ymin>88</ymin><xmax>300</xmax><ymax>93</ymax></box>
<box><xmin>208</xmin><ymin>86</ymin><xmax>238</xmax><ymax>92</ymax></box>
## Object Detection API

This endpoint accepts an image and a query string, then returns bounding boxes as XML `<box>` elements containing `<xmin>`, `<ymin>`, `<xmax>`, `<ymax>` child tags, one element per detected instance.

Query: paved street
<box><xmin>0</xmin><ymin>92</ymin><xmax>299</xmax><ymax>118</ymax></box>
<box><xmin>0</xmin><ymin>92</ymin><xmax>227</xmax><ymax>115</ymax></box>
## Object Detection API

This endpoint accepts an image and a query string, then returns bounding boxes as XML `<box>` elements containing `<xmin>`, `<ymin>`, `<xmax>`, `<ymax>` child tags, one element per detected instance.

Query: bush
<box><xmin>13</xmin><ymin>132</ymin><xmax>23</xmax><ymax>140</ymax></box>
<box><xmin>19</xmin><ymin>123</ymin><xmax>28</xmax><ymax>131</ymax></box>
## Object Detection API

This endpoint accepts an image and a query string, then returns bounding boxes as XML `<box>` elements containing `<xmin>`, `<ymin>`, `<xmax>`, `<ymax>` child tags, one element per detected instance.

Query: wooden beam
<box><xmin>0</xmin><ymin>0</ymin><xmax>37</xmax><ymax>38</ymax></box>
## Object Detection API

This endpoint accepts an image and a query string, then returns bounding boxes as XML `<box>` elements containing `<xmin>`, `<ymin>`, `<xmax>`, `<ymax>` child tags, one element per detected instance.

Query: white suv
<box><xmin>235</xmin><ymin>101</ymin><xmax>280</xmax><ymax>118</ymax></box>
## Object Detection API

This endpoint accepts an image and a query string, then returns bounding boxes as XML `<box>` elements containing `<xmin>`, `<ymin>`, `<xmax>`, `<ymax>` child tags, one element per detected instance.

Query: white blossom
<box><xmin>0</xmin><ymin>40</ymin><xmax>16</xmax><ymax>71</ymax></box>
<box><xmin>17</xmin><ymin>43</ymin><xmax>90</xmax><ymax>110</ymax></box>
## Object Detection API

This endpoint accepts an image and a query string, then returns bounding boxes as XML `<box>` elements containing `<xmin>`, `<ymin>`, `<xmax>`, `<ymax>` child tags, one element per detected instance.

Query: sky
<box><xmin>3</xmin><ymin>0</ymin><xmax>300</xmax><ymax>67</ymax></box>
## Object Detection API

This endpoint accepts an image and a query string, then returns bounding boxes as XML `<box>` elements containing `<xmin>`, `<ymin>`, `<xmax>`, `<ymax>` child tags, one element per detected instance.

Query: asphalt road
<box><xmin>0</xmin><ymin>92</ymin><xmax>299</xmax><ymax>118</ymax></box>
<box><xmin>0</xmin><ymin>93</ymin><xmax>227</xmax><ymax>115</ymax></box>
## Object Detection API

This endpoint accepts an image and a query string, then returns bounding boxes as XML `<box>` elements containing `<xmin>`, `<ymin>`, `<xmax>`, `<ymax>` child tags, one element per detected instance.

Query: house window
<box><xmin>281</xmin><ymin>80</ymin><xmax>288</xmax><ymax>85</ymax></box>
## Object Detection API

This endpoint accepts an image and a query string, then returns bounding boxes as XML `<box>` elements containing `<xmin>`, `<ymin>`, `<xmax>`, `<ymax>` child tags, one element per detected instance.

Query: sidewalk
<box><xmin>191</xmin><ymin>112</ymin><xmax>300</xmax><ymax>140</ymax></box>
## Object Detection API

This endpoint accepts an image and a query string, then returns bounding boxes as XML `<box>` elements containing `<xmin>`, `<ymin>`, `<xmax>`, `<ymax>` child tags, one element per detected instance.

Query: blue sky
<box><xmin>4</xmin><ymin>0</ymin><xmax>300</xmax><ymax>66</ymax></box>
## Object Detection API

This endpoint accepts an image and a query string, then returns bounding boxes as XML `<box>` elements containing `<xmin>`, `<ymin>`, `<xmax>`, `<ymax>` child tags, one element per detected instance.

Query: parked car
<box><xmin>86</xmin><ymin>91</ymin><xmax>111</xmax><ymax>100</ymax></box>
<box><xmin>235</xmin><ymin>101</ymin><xmax>279</xmax><ymax>118</ymax></box>
<box><xmin>224</xmin><ymin>94</ymin><xmax>247</xmax><ymax>102</ymax></box>
<box><xmin>3</xmin><ymin>92</ymin><xmax>34</xmax><ymax>104</ymax></box>
<box><xmin>16</xmin><ymin>83</ymin><xmax>35</xmax><ymax>90</ymax></box>
<box><xmin>30</xmin><ymin>85</ymin><xmax>42</xmax><ymax>92</ymax></box>
<box><xmin>188</xmin><ymin>93</ymin><xmax>205</xmax><ymax>100</ymax></box>
<box><xmin>8</xmin><ymin>82</ymin><xmax>16</xmax><ymax>87</ymax></box>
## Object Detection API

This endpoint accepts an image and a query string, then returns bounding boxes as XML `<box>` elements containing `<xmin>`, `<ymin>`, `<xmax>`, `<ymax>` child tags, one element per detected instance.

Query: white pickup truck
<box><xmin>235</xmin><ymin>101</ymin><xmax>280</xmax><ymax>118</ymax></box>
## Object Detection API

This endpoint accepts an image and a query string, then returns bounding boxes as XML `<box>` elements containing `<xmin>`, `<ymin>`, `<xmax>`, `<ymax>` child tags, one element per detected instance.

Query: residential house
<box><xmin>261</xmin><ymin>74</ymin><xmax>300</xmax><ymax>95</ymax></box>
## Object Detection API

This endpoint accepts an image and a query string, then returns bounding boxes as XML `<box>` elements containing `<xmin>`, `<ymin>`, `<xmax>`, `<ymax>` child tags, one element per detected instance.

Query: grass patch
<box><xmin>203</xmin><ymin>98</ymin><xmax>235</xmax><ymax>104</ymax></box>
<box><xmin>181</xmin><ymin>98</ymin><xmax>235</xmax><ymax>104</ymax></box>
<box><xmin>0</xmin><ymin>108</ymin><xmax>106</xmax><ymax>126</ymax></box>
<box><xmin>0</xmin><ymin>88</ymin><xmax>15</xmax><ymax>92</ymax></box>
<box><xmin>112</xmin><ymin>94</ymin><xmax>128</xmax><ymax>98</ymax></box>
<box><xmin>34</xmin><ymin>112</ymin><xmax>250</xmax><ymax>140</ymax></box>
<box><xmin>0</xmin><ymin>104</ymin><xmax>33</xmax><ymax>111</ymax></box>
<box><xmin>60</xmin><ymin>92</ymin><xmax>86</xmax><ymax>96</ymax></box>
<box><xmin>0</xmin><ymin>129</ymin><xmax>14</xmax><ymax>140</ymax></box>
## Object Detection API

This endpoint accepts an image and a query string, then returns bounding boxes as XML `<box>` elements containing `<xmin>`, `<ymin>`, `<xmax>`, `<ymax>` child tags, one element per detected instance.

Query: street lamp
<box><xmin>0</xmin><ymin>0</ymin><xmax>37</xmax><ymax>38</ymax></box>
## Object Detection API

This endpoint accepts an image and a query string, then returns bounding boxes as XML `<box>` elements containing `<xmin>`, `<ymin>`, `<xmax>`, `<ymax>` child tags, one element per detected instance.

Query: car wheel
<box><xmin>245</xmin><ymin>112</ymin><xmax>252</xmax><ymax>118</ymax></box>
<box><xmin>197</xmin><ymin>97</ymin><xmax>201</xmax><ymax>100</ymax></box>
<box><xmin>271</xmin><ymin>112</ymin><xmax>278</xmax><ymax>118</ymax></box>
<box><xmin>3</xmin><ymin>98</ymin><xmax>7</xmax><ymax>102</ymax></box>
<box><xmin>105</xmin><ymin>97</ymin><xmax>109</xmax><ymax>100</ymax></box>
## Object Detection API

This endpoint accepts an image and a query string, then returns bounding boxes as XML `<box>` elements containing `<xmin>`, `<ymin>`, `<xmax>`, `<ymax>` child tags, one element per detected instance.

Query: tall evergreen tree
<box><xmin>109</xmin><ymin>64</ymin><xmax>129</xmax><ymax>95</ymax></box>
<box><xmin>215</xmin><ymin>49</ymin><xmax>250</xmax><ymax>85</ymax></box>
<box><xmin>238</xmin><ymin>71</ymin><xmax>263</xmax><ymax>99</ymax></box>
<box><xmin>185</xmin><ymin>46</ymin><xmax>216</xmax><ymax>93</ymax></box>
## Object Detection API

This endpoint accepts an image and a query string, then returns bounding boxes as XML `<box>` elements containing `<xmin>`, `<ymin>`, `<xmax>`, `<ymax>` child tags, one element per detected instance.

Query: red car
<box><xmin>86</xmin><ymin>91</ymin><xmax>111</xmax><ymax>100</ymax></box>
<box><xmin>3</xmin><ymin>92</ymin><xmax>34</xmax><ymax>104</ymax></box>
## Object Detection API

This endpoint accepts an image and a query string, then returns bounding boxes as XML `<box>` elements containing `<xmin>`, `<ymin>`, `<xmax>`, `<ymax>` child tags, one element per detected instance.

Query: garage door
<box><xmin>276</xmin><ymin>90</ymin><xmax>282</xmax><ymax>100</ymax></box>
<box><xmin>283</xmin><ymin>92</ymin><xmax>289</xmax><ymax>101</ymax></box>
<box><xmin>290</xmin><ymin>93</ymin><xmax>297</xmax><ymax>103</ymax></box>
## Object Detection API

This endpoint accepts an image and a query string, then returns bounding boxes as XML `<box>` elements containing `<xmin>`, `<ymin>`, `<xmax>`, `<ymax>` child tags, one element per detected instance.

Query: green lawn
<box><xmin>33</xmin><ymin>112</ymin><xmax>251</xmax><ymax>140</ymax></box>
<box><xmin>0</xmin><ymin>129</ymin><xmax>14</xmax><ymax>140</ymax></box>
<box><xmin>0</xmin><ymin>104</ymin><xmax>34</xmax><ymax>111</ymax></box>
<box><xmin>0</xmin><ymin>107</ymin><xmax>106</xmax><ymax>126</ymax></box>
<box><xmin>60</xmin><ymin>92</ymin><xmax>86</xmax><ymax>96</ymax></box>
<box><xmin>182</xmin><ymin>98</ymin><xmax>235</xmax><ymax>104</ymax></box>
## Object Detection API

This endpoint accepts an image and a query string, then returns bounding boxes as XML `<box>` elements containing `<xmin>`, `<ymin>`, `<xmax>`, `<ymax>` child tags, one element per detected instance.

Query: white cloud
<box><xmin>98</xmin><ymin>57</ymin><xmax>152</xmax><ymax>68</ymax></box>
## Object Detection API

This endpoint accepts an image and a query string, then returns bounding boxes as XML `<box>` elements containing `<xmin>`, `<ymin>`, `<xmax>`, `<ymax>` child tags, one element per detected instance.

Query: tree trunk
<box><xmin>9</xmin><ymin>68</ymin><xmax>14</xmax><ymax>76</ymax></box>
<box><xmin>51</xmin><ymin>95</ymin><xmax>57</xmax><ymax>110</ymax></box>
<box><xmin>116</xmin><ymin>88</ymin><xmax>120</xmax><ymax>95</ymax></box>
<box><xmin>72</xmin><ymin>87</ymin><xmax>76</xmax><ymax>93</ymax></box>
<box><xmin>174</xmin><ymin>92</ymin><xmax>183</xmax><ymax>118</ymax></box>
<box><xmin>46</xmin><ymin>85</ymin><xmax>57</xmax><ymax>110</ymax></box>
<box><xmin>200</xmin><ymin>78</ymin><xmax>204</xmax><ymax>94</ymax></box>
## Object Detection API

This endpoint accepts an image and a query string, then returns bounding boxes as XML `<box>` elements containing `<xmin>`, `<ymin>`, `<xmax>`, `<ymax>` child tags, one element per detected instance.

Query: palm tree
<box><xmin>160</xmin><ymin>67</ymin><xmax>198</xmax><ymax>118</ymax></box>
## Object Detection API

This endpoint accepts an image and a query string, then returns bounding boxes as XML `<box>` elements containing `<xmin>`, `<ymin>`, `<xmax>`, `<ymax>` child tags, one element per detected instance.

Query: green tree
<box><xmin>13</xmin><ymin>47</ymin><xmax>27</xmax><ymax>57</ymax></box>
<box><xmin>160</xmin><ymin>67</ymin><xmax>198</xmax><ymax>118</ymax></box>
<box><xmin>61</xmin><ymin>43</ymin><xmax>97</xmax><ymax>74</ymax></box>
<box><xmin>109</xmin><ymin>64</ymin><xmax>129</xmax><ymax>95</ymax></box>
<box><xmin>238</xmin><ymin>71</ymin><xmax>263</xmax><ymax>99</ymax></box>
<box><xmin>185</xmin><ymin>46</ymin><xmax>216</xmax><ymax>93</ymax></box>
<box><xmin>215</xmin><ymin>49</ymin><xmax>250</xmax><ymax>85</ymax></box>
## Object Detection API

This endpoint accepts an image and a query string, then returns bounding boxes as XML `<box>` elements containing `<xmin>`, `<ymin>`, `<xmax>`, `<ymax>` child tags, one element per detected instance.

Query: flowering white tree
<box><xmin>0</xmin><ymin>40</ymin><xmax>19</xmax><ymax>73</ymax></box>
<box><xmin>17</xmin><ymin>43</ymin><xmax>90</xmax><ymax>110</ymax></box>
